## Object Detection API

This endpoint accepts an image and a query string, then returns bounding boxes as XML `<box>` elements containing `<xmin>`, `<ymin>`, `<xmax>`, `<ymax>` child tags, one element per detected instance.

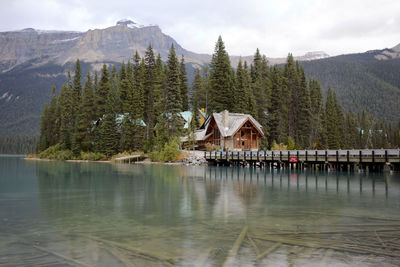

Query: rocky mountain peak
<box><xmin>116</xmin><ymin>19</ymin><xmax>136</xmax><ymax>27</ymax></box>
<box><xmin>116</xmin><ymin>19</ymin><xmax>150</xmax><ymax>29</ymax></box>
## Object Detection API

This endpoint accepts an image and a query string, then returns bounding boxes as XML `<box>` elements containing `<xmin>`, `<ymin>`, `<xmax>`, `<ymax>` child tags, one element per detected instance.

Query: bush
<box><xmin>150</xmin><ymin>137</ymin><xmax>181</xmax><ymax>162</ymax></box>
<box><xmin>39</xmin><ymin>144</ymin><xmax>73</xmax><ymax>160</ymax></box>
<box><xmin>271</xmin><ymin>141</ymin><xmax>288</xmax><ymax>151</ymax></box>
<box><xmin>81</xmin><ymin>152</ymin><xmax>106</xmax><ymax>161</ymax></box>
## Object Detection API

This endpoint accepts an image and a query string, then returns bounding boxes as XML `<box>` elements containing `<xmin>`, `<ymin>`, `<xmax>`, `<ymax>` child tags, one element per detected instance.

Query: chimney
<box><xmin>222</xmin><ymin>110</ymin><xmax>229</xmax><ymax>129</ymax></box>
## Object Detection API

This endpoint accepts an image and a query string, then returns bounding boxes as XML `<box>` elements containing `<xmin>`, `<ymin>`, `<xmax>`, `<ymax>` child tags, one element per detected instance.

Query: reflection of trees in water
<box><xmin>231</xmin><ymin>168</ymin><xmax>260</xmax><ymax>209</ymax></box>
<box><xmin>36</xmin><ymin>162</ymin><xmax>191</xmax><ymax>227</ymax></box>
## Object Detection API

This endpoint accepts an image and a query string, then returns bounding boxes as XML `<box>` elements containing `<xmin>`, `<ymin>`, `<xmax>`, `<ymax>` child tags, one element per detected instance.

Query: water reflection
<box><xmin>1</xmin><ymin>158</ymin><xmax>400</xmax><ymax>266</ymax></box>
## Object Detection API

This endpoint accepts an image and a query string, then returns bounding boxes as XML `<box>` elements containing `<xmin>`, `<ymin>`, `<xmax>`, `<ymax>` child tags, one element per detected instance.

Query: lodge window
<box><xmin>214</xmin><ymin>128</ymin><xmax>220</xmax><ymax>145</ymax></box>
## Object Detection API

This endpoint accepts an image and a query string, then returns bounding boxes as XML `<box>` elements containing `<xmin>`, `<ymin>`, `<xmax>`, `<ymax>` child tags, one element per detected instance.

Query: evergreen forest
<box><xmin>37</xmin><ymin>37</ymin><xmax>400</xmax><ymax>159</ymax></box>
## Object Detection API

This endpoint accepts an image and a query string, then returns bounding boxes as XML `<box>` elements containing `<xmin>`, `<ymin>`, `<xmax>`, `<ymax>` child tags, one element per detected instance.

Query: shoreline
<box><xmin>23</xmin><ymin>156</ymin><xmax>207</xmax><ymax>166</ymax></box>
<box><xmin>23</xmin><ymin>150</ymin><xmax>208</xmax><ymax>166</ymax></box>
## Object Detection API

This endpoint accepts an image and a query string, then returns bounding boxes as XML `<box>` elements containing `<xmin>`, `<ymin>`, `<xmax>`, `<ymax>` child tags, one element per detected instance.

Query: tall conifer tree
<box><xmin>144</xmin><ymin>45</ymin><xmax>157</xmax><ymax>143</ymax></box>
<box><xmin>179</xmin><ymin>55</ymin><xmax>189</xmax><ymax>111</ymax></box>
<box><xmin>166</xmin><ymin>44</ymin><xmax>183</xmax><ymax>137</ymax></box>
<box><xmin>96</xmin><ymin>64</ymin><xmax>110</xmax><ymax>118</ymax></box>
<box><xmin>209</xmin><ymin>36</ymin><xmax>234</xmax><ymax>112</ymax></box>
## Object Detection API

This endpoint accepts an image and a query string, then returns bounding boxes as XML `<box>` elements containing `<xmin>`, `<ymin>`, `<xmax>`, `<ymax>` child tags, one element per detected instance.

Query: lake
<box><xmin>0</xmin><ymin>157</ymin><xmax>400</xmax><ymax>266</ymax></box>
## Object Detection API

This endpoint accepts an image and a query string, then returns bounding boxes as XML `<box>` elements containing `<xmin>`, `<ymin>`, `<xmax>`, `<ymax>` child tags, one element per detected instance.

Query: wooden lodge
<box><xmin>182</xmin><ymin>110</ymin><xmax>264</xmax><ymax>151</ymax></box>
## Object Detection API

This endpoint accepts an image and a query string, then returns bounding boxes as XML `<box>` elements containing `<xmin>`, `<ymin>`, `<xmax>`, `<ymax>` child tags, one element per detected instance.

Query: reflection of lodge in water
<box><xmin>205</xmin><ymin>149</ymin><xmax>400</xmax><ymax>172</ymax></box>
<box><xmin>203</xmin><ymin>167</ymin><xmax>393</xmax><ymax>197</ymax></box>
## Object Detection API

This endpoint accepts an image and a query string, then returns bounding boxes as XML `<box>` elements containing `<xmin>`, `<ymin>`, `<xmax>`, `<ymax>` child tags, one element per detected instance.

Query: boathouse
<box><xmin>182</xmin><ymin>110</ymin><xmax>264</xmax><ymax>151</ymax></box>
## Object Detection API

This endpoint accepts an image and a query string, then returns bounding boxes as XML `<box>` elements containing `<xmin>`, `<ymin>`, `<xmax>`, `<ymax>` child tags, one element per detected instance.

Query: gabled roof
<box><xmin>181</xmin><ymin>129</ymin><xmax>207</xmax><ymax>142</ymax></box>
<box><xmin>211</xmin><ymin>111</ymin><xmax>264</xmax><ymax>137</ymax></box>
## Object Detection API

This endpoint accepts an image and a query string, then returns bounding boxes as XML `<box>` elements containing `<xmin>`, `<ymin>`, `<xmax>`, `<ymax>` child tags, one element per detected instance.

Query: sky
<box><xmin>0</xmin><ymin>0</ymin><xmax>399</xmax><ymax>57</ymax></box>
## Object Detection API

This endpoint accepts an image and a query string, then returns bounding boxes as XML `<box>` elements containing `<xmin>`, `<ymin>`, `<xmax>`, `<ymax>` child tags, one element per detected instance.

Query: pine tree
<box><xmin>72</xmin><ymin>59</ymin><xmax>82</xmax><ymax>108</ymax></box>
<box><xmin>100</xmin><ymin>80</ymin><xmax>120</xmax><ymax>157</ymax></box>
<box><xmin>267</xmin><ymin>66</ymin><xmax>283</xmax><ymax>145</ymax></box>
<box><xmin>166</xmin><ymin>44</ymin><xmax>183</xmax><ymax>137</ymax></box>
<box><xmin>74</xmin><ymin>71</ymin><xmax>95</xmax><ymax>152</ymax></box>
<box><xmin>193</xmin><ymin>67</ymin><xmax>208</xmax><ymax>112</ymax></box>
<box><xmin>47</xmin><ymin>86</ymin><xmax>59</xmax><ymax>147</ymax></box>
<box><xmin>344</xmin><ymin>112</ymin><xmax>359</xmax><ymax>149</ymax></box>
<box><xmin>295</xmin><ymin>67</ymin><xmax>312</xmax><ymax>148</ymax></box>
<box><xmin>325</xmin><ymin>88</ymin><xmax>340</xmax><ymax>149</ymax></box>
<box><xmin>179</xmin><ymin>55</ymin><xmax>189</xmax><ymax>111</ymax></box>
<box><xmin>38</xmin><ymin>104</ymin><xmax>50</xmax><ymax>152</ymax></box>
<box><xmin>250</xmin><ymin>49</ymin><xmax>268</xmax><ymax>122</ymax></box>
<box><xmin>132</xmin><ymin>51</ymin><xmax>145</xmax><ymax>119</ymax></box>
<box><xmin>119</xmin><ymin>61</ymin><xmax>131</xmax><ymax>113</ymax></box>
<box><xmin>309</xmin><ymin>79</ymin><xmax>323</xmax><ymax>148</ymax></box>
<box><xmin>58</xmin><ymin>83</ymin><xmax>74</xmax><ymax>149</ymax></box>
<box><xmin>144</xmin><ymin>45</ymin><xmax>157</xmax><ymax>143</ymax></box>
<box><xmin>334</xmin><ymin>93</ymin><xmax>345</xmax><ymax>148</ymax></box>
<box><xmin>96</xmin><ymin>64</ymin><xmax>110</xmax><ymax>118</ymax></box>
<box><xmin>234</xmin><ymin>59</ymin><xmax>255</xmax><ymax>114</ymax></box>
<box><xmin>208</xmin><ymin>36</ymin><xmax>235</xmax><ymax>112</ymax></box>
<box><xmin>153</xmin><ymin>54</ymin><xmax>166</xmax><ymax>123</ymax></box>
<box><xmin>284</xmin><ymin>54</ymin><xmax>298</xmax><ymax>139</ymax></box>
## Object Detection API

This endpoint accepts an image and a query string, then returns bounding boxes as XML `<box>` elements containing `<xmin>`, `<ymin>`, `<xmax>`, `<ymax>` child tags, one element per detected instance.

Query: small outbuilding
<box><xmin>182</xmin><ymin>110</ymin><xmax>264</xmax><ymax>151</ymax></box>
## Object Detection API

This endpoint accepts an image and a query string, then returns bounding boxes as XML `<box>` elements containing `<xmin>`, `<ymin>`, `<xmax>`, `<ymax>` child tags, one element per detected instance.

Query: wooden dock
<box><xmin>114</xmin><ymin>154</ymin><xmax>146</xmax><ymax>163</ymax></box>
<box><xmin>204</xmin><ymin>150</ymin><xmax>400</xmax><ymax>172</ymax></box>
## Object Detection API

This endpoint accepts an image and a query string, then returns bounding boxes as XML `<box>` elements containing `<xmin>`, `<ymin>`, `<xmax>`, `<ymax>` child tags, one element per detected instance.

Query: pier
<box><xmin>204</xmin><ymin>149</ymin><xmax>400</xmax><ymax>172</ymax></box>
<box><xmin>114</xmin><ymin>154</ymin><xmax>147</xmax><ymax>163</ymax></box>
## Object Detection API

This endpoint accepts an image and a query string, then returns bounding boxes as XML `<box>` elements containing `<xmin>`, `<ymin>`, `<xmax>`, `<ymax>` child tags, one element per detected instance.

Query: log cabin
<box><xmin>182</xmin><ymin>110</ymin><xmax>264</xmax><ymax>151</ymax></box>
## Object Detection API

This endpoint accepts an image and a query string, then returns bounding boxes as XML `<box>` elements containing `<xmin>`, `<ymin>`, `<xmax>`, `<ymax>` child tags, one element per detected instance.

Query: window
<box><xmin>214</xmin><ymin>128</ymin><xmax>220</xmax><ymax>145</ymax></box>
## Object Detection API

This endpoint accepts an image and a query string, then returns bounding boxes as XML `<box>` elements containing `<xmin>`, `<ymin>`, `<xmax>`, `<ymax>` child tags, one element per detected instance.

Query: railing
<box><xmin>204</xmin><ymin>149</ymin><xmax>400</xmax><ymax>163</ymax></box>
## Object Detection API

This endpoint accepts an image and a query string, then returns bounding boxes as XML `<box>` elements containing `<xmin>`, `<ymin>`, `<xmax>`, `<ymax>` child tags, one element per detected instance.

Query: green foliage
<box><xmin>271</xmin><ymin>141</ymin><xmax>288</xmax><ymax>151</ymax></box>
<box><xmin>0</xmin><ymin>135</ymin><xmax>37</xmax><ymax>154</ymax></box>
<box><xmin>166</xmin><ymin>44</ymin><xmax>183</xmax><ymax>137</ymax></box>
<box><xmin>179</xmin><ymin>55</ymin><xmax>189</xmax><ymax>111</ymax></box>
<box><xmin>100</xmin><ymin>81</ymin><xmax>120</xmax><ymax>157</ymax></box>
<box><xmin>301</xmin><ymin>56</ymin><xmax>400</xmax><ymax>122</ymax></box>
<box><xmin>80</xmin><ymin>151</ymin><xmax>106</xmax><ymax>161</ymax></box>
<box><xmin>286</xmin><ymin>136</ymin><xmax>296</xmax><ymax>150</ymax></box>
<box><xmin>39</xmin><ymin>144</ymin><xmax>73</xmax><ymax>160</ymax></box>
<box><xmin>209</xmin><ymin>36</ymin><xmax>235</xmax><ymax>112</ymax></box>
<box><xmin>150</xmin><ymin>137</ymin><xmax>181</xmax><ymax>162</ymax></box>
<box><xmin>95</xmin><ymin>64</ymin><xmax>110</xmax><ymax>118</ymax></box>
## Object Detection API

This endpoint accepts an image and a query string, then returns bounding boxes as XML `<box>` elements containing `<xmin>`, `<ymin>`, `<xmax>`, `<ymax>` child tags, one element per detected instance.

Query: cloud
<box><xmin>0</xmin><ymin>0</ymin><xmax>399</xmax><ymax>57</ymax></box>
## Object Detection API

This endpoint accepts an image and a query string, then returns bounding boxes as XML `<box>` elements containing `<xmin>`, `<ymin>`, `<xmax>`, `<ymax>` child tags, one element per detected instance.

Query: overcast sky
<box><xmin>0</xmin><ymin>0</ymin><xmax>399</xmax><ymax>57</ymax></box>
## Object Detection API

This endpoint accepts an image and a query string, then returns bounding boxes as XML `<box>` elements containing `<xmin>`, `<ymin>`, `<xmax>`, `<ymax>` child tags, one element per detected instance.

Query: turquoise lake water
<box><xmin>0</xmin><ymin>157</ymin><xmax>399</xmax><ymax>266</ymax></box>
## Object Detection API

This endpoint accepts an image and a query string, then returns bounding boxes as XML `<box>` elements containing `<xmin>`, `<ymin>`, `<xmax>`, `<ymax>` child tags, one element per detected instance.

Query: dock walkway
<box><xmin>204</xmin><ymin>149</ymin><xmax>400</xmax><ymax>171</ymax></box>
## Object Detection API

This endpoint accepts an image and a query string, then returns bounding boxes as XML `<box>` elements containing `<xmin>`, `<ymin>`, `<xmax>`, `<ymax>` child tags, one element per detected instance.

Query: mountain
<box><xmin>0</xmin><ymin>20</ymin><xmax>398</xmax><ymax>135</ymax></box>
<box><xmin>300</xmin><ymin>45</ymin><xmax>400</xmax><ymax>122</ymax></box>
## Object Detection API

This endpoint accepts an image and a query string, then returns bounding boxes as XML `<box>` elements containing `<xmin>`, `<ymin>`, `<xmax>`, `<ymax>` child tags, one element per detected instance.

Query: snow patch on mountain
<box><xmin>116</xmin><ymin>18</ymin><xmax>152</xmax><ymax>28</ymax></box>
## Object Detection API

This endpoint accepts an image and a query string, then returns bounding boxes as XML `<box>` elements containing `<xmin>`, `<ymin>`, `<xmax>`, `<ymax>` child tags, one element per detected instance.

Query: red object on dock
<box><xmin>289</xmin><ymin>157</ymin><xmax>298</xmax><ymax>162</ymax></box>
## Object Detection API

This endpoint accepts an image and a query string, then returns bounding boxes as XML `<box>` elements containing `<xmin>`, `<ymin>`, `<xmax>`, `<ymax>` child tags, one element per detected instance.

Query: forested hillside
<box><xmin>301</xmin><ymin>50</ymin><xmax>400</xmax><ymax>122</ymax></box>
